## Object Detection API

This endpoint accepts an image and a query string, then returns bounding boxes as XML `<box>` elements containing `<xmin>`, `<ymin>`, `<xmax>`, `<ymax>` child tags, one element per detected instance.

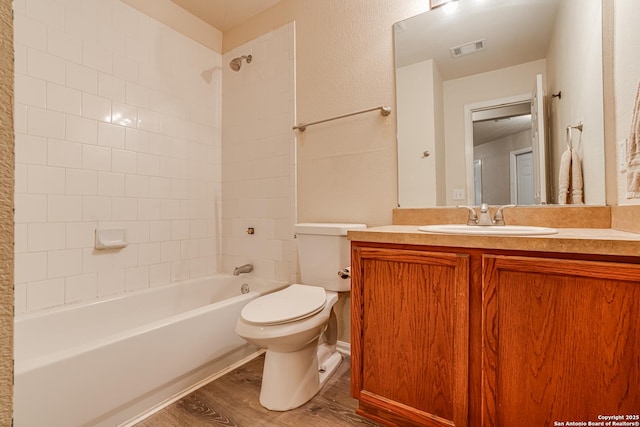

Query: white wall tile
<box><xmin>27</xmin><ymin>48</ymin><xmax>66</xmax><ymax>85</ymax></box>
<box><xmin>27</xmin><ymin>165</ymin><xmax>66</xmax><ymax>194</ymax></box>
<box><xmin>15</xmin><ymin>74</ymin><xmax>46</xmax><ymax>107</ymax></box>
<box><xmin>48</xmin><ymin>139</ymin><xmax>82</xmax><ymax>168</ymax></box>
<box><xmin>98</xmin><ymin>72</ymin><xmax>126</xmax><ymax>102</ymax></box>
<box><xmin>66</xmin><ymin>62</ymin><xmax>98</xmax><ymax>94</ymax></box>
<box><xmin>112</xmin><ymin>149</ymin><xmax>137</xmax><ymax>174</ymax></box>
<box><xmin>48</xmin><ymin>195</ymin><xmax>82</xmax><ymax>222</ymax></box>
<box><xmin>25</xmin><ymin>0</ymin><xmax>65</xmax><ymax>30</ymax></box>
<box><xmin>82</xmin><ymin>195</ymin><xmax>111</xmax><ymax>221</ymax></box>
<box><xmin>27</xmin><ymin>107</ymin><xmax>65</xmax><ymax>139</ymax></box>
<box><xmin>113</xmin><ymin>53</ymin><xmax>139</xmax><ymax>83</ymax></box>
<box><xmin>125</xmin><ymin>174</ymin><xmax>148</xmax><ymax>197</ymax></box>
<box><xmin>15</xmin><ymin>224</ymin><xmax>28</xmax><ymax>254</ymax></box>
<box><xmin>83</xmin><ymin>42</ymin><xmax>113</xmax><ymax>74</ymax></box>
<box><xmin>111</xmin><ymin>102</ymin><xmax>137</xmax><ymax>128</ymax></box>
<box><xmin>98</xmin><ymin>171</ymin><xmax>125</xmax><ymax>196</ymax></box>
<box><xmin>47</xmin><ymin>28</ymin><xmax>83</xmax><ymax>63</ymax></box>
<box><xmin>65</xmin><ymin>273</ymin><xmax>98</xmax><ymax>303</ymax></box>
<box><xmin>82</xmin><ymin>144</ymin><xmax>111</xmax><ymax>171</ymax></box>
<box><xmin>28</xmin><ymin>222</ymin><xmax>66</xmax><ymax>252</ymax></box>
<box><xmin>149</xmin><ymin>220</ymin><xmax>170</xmax><ymax>241</ymax></box>
<box><xmin>15</xmin><ymin>134</ymin><xmax>47</xmax><ymax>165</ymax></box>
<box><xmin>15</xmin><ymin>0</ymin><xmax>225</xmax><ymax>313</ymax></box>
<box><xmin>66</xmin><ymin>115</ymin><xmax>98</xmax><ymax>144</ymax></box>
<box><xmin>112</xmin><ymin>197</ymin><xmax>137</xmax><ymax>220</ymax></box>
<box><xmin>97</xmin><ymin>269</ymin><xmax>125</xmax><ymax>297</ymax></box>
<box><xmin>14</xmin><ymin>193</ymin><xmax>47</xmax><ymax>223</ymax></box>
<box><xmin>15</xmin><ymin>252</ymin><xmax>48</xmax><ymax>283</ymax></box>
<box><xmin>138</xmin><ymin>242</ymin><xmax>161</xmax><ymax>266</ymax></box>
<box><xmin>82</xmin><ymin>93</ymin><xmax>112</xmax><ymax>123</ymax></box>
<box><xmin>66</xmin><ymin>221</ymin><xmax>97</xmax><ymax>248</ymax></box>
<box><xmin>14</xmin><ymin>103</ymin><xmax>28</xmax><ymax>134</ymax></box>
<box><xmin>27</xmin><ymin>278</ymin><xmax>65</xmax><ymax>311</ymax></box>
<box><xmin>149</xmin><ymin>263</ymin><xmax>170</xmax><ymax>287</ymax></box>
<box><xmin>46</xmin><ymin>83</ymin><xmax>82</xmax><ymax>115</ymax></box>
<box><xmin>48</xmin><ymin>249</ymin><xmax>83</xmax><ymax>278</ymax></box>
<box><xmin>14</xmin><ymin>14</ymin><xmax>46</xmax><ymax>51</ymax></box>
<box><xmin>66</xmin><ymin>169</ymin><xmax>98</xmax><ymax>195</ymax></box>
<box><xmin>98</xmin><ymin>122</ymin><xmax>125</xmax><ymax>148</ymax></box>
<box><xmin>125</xmin><ymin>266</ymin><xmax>149</xmax><ymax>291</ymax></box>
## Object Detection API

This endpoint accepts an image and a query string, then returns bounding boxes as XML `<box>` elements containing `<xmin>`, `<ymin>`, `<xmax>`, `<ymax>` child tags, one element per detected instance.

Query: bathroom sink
<box><xmin>418</xmin><ymin>224</ymin><xmax>558</xmax><ymax>236</ymax></box>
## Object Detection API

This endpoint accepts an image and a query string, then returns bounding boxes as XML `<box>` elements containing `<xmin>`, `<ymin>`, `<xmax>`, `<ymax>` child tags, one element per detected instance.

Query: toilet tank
<box><xmin>295</xmin><ymin>223</ymin><xmax>367</xmax><ymax>292</ymax></box>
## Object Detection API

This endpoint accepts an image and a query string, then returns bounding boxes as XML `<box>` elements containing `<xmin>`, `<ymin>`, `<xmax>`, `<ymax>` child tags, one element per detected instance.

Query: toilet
<box><xmin>235</xmin><ymin>222</ymin><xmax>366</xmax><ymax>411</ymax></box>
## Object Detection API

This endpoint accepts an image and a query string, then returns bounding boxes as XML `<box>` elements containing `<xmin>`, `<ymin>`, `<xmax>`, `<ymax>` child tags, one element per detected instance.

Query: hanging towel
<box><xmin>626</xmin><ymin>80</ymin><xmax>640</xmax><ymax>198</ymax></box>
<box><xmin>558</xmin><ymin>147</ymin><xmax>572</xmax><ymax>204</ymax></box>
<box><xmin>570</xmin><ymin>148</ymin><xmax>584</xmax><ymax>204</ymax></box>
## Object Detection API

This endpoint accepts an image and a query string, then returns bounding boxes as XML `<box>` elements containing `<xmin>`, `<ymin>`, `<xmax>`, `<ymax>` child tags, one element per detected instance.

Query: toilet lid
<box><xmin>240</xmin><ymin>284</ymin><xmax>327</xmax><ymax>325</ymax></box>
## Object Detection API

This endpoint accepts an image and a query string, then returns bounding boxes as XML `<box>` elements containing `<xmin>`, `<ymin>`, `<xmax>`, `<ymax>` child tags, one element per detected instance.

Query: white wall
<box><xmin>615</xmin><ymin>0</ymin><xmax>640</xmax><ymax>205</ymax></box>
<box><xmin>474</xmin><ymin>130</ymin><xmax>532</xmax><ymax>205</ymax></box>
<box><xmin>13</xmin><ymin>0</ymin><xmax>222</xmax><ymax>313</ymax></box>
<box><xmin>546</xmin><ymin>0</ymin><xmax>605</xmax><ymax>205</ymax></box>
<box><xmin>221</xmin><ymin>23</ymin><xmax>297</xmax><ymax>283</ymax></box>
<box><xmin>397</xmin><ymin>60</ymin><xmax>438</xmax><ymax>207</ymax></box>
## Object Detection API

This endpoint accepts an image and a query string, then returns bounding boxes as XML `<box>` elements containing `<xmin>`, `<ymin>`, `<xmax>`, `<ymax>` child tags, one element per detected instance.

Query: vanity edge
<box><xmin>348</xmin><ymin>225</ymin><xmax>640</xmax><ymax>257</ymax></box>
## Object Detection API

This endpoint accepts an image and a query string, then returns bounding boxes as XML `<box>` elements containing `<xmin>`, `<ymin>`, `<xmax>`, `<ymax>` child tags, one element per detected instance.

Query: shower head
<box><xmin>229</xmin><ymin>54</ymin><xmax>252</xmax><ymax>71</ymax></box>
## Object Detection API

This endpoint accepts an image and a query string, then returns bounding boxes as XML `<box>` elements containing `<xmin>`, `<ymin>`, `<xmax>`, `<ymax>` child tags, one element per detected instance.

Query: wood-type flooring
<box><xmin>135</xmin><ymin>354</ymin><xmax>382</xmax><ymax>427</ymax></box>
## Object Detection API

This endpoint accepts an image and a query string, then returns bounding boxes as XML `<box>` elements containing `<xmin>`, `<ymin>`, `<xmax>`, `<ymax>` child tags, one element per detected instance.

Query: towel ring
<box><xmin>566</xmin><ymin>122</ymin><xmax>584</xmax><ymax>148</ymax></box>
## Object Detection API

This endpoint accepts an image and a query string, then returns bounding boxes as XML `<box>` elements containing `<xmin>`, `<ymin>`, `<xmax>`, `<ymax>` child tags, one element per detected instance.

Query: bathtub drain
<box><xmin>241</xmin><ymin>283</ymin><xmax>250</xmax><ymax>294</ymax></box>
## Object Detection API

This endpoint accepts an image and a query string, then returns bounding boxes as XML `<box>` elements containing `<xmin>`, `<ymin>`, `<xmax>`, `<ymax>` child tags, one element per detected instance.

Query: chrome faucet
<box><xmin>457</xmin><ymin>204</ymin><xmax>516</xmax><ymax>226</ymax></box>
<box><xmin>233</xmin><ymin>264</ymin><xmax>254</xmax><ymax>276</ymax></box>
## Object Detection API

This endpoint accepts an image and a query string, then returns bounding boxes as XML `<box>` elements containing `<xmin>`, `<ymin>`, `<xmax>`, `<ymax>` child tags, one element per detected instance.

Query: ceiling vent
<box><xmin>450</xmin><ymin>39</ymin><xmax>486</xmax><ymax>58</ymax></box>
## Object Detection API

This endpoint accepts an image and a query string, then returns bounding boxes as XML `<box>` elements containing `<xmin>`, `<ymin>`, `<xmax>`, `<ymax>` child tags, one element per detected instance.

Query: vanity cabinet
<box><xmin>350</xmin><ymin>246</ymin><xmax>470</xmax><ymax>427</ymax></box>
<box><xmin>351</xmin><ymin>242</ymin><xmax>640</xmax><ymax>427</ymax></box>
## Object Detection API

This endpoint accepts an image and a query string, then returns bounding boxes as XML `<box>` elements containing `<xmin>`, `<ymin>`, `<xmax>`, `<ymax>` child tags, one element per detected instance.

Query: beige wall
<box><xmin>224</xmin><ymin>0</ymin><xmax>428</xmax><ymax>226</ymax></box>
<box><xmin>614</xmin><ymin>0</ymin><xmax>640</xmax><ymax>205</ymax></box>
<box><xmin>546</xmin><ymin>0</ymin><xmax>605</xmax><ymax>205</ymax></box>
<box><xmin>443</xmin><ymin>60</ymin><xmax>546</xmax><ymax>205</ymax></box>
<box><xmin>0</xmin><ymin>0</ymin><xmax>13</xmax><ymax>422</ymax></box>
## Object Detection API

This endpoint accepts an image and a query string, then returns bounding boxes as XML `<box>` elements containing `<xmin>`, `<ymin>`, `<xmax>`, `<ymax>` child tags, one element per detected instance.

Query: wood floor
<box><xmin>134</xmin><ymin>354</ymin><xmax>382</xmax><ymax>427</ymax></box>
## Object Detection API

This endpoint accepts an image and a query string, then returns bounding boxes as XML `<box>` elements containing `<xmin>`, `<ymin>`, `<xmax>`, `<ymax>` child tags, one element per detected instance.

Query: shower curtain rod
<box><xmin>292</xmin><ymin>105</ymin><xmax>391</xmax><ymax>132</ymax></box>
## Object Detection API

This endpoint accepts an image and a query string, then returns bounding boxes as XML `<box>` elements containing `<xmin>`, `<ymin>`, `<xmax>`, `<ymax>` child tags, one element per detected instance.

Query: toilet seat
<box><xmin>241</xmin><ymin>284</ymin><xmax>327</xmax><ymax>325</ymax></box>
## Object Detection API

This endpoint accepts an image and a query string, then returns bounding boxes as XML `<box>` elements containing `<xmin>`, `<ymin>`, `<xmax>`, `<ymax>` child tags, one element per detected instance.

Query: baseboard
<box><xmin>336</xmin><ymin>340</ymin><xmax>351</xmax><ymax>356</ymax></box>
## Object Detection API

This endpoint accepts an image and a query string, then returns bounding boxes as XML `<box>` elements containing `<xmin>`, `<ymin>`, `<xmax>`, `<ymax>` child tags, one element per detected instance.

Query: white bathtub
<box><xmin>14</xmin><ymin>275</ymin><xmax>287</xmax><ymax>427</ymax></box>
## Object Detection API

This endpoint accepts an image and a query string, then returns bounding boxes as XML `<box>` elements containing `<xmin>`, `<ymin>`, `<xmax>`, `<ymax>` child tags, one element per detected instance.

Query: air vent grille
<box><xmin>450</xmin><ymin>39</ymin><xmax>486</xmax><ymax>58</ymax></box>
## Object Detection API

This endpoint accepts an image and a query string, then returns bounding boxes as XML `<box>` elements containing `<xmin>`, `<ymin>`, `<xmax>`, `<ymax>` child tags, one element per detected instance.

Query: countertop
<box><xmin>348</xmin><ymin>225</ymin><xmax>640</xmax><ymax>257</ymax></box>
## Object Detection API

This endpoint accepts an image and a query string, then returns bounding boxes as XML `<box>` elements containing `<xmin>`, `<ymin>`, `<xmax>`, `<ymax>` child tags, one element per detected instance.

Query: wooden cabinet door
<box><xmin>482</xmin><ymin>255</ymin><xmax>640</xmax><ymax>426</ymax></box>
<box><xmin>351</xmin><ymin>246</ymin><xmax>469</xmax><ymax>427</ymax></box>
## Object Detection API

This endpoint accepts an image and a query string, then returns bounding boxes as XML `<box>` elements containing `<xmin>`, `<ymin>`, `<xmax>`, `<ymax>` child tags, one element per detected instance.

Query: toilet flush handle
<box><xmin>337</xmin><ymin>267</ymin><xmax>351</xmax><ymax>279</ymax></box>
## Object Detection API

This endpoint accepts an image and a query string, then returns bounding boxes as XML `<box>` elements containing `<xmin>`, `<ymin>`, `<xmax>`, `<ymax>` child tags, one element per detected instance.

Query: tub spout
<box><xmin>233</xmin><ymin>264</ymin><xmax>253</xmax><ymax>276</ymax></box>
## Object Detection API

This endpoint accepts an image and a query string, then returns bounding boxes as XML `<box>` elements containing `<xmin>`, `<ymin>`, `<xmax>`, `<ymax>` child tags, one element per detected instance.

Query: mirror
<box><xmin>394</xmin><ymin>0</ymin><xmax>606</xmax><ymax>207</ymax></box>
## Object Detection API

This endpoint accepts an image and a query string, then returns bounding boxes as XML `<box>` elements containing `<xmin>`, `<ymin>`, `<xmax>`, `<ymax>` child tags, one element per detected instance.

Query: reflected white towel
<box><xmin>627</xmin><ymin>80</ymin><xmax>640</xmax><ymax>198</ymax></box>
<box><xmin>571</xmin><ymin>149</ymin><xmax>584</xmax><ymax>204</ymax></box>
<box><xmin>558</xmin><ymin>147</ymin><xmax>571</xmax><ymax>204</ymax></box>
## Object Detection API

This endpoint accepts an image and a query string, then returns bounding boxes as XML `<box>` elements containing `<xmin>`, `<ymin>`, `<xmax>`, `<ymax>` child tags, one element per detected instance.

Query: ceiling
<box><xmin>394</xmin><ymin>0</ymin><xmax>561</xmax><ymax>80</ymax></box>
<box><xmin>170</xmin><ymin>0</ymin><xmax>281</xmax><ymax>33</ymax></box>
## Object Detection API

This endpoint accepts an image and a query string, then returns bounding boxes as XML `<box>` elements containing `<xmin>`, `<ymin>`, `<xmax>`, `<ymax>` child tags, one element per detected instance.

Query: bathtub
<box><xmin>14</xmin><ymin>275</ymin><xmax>287</xmax><ymax>427</ymax></box>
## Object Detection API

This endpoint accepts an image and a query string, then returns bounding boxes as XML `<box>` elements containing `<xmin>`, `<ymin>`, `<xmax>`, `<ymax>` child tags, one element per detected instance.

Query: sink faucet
<box><xmin>457</xmin><ymin>204</ymin><xmax>516</xmax><ymax>226</ymax></box>
<box><xmin>233</xmin><ymin>264</ymin><xmax>253</xmax><ymax>276</ymax></box>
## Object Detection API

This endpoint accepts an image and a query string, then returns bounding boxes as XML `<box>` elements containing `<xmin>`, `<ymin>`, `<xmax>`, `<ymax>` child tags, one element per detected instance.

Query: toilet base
<box><xmin>259</xmin><ymin>342</ymin><xmax>342</xmax><ymax>411</ymax></box>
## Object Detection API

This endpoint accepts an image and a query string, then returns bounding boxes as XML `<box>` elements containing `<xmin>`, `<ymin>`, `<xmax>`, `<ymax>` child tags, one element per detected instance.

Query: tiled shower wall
<box><xmin>13</xmin><ymin>0</ymin><xmax>222</xmax><ymax>313</ymax></box>
<box><xmin>221</xmin><ymin>23</ymin><xmax>297</xmax><ymax>284</ymax></box>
